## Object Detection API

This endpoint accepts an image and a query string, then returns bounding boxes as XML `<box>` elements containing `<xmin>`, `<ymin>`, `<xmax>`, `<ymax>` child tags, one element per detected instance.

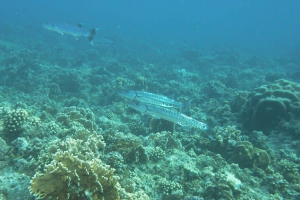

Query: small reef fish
<box><xmin>42</xmin><ymin>22</ymin><xmax>97</xmax><ymax>45</ymax></box>
<box><xmin>118</xmin><ymin>90</ymin><xmax>184</xmax><ymax>109</ymax></box>
<box><xmin>128</xmin><ymin>101</ymin><xmax>207</xmax><ymax>130</ymax></box>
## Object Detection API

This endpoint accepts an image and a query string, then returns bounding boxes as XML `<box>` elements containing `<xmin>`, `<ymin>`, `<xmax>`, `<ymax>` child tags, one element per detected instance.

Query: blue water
<box><xmin>1</xmin><ymin>0</ymin><xmax>299</xmax><ymax>54</ymax></box>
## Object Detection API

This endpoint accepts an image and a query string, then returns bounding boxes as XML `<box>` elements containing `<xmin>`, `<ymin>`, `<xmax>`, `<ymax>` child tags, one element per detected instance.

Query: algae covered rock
<box><xmin>240</xmin><ymin>79</ymin><xmax>300</xmax><ymax>132</ymax></box>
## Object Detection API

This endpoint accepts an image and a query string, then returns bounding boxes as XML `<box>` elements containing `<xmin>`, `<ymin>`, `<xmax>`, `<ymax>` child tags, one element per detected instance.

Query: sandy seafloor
<box><xmin>0</xmin><ymin>24</ymin><xmax>300</xmax><ymax>200</ymax></box>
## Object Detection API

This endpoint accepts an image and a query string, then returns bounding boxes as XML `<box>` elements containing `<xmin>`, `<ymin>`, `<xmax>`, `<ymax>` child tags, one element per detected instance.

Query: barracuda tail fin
<box><xmin>86</xmin><ymin>28</ymin><xmax>98</xmax><ymax>45</ymax></box>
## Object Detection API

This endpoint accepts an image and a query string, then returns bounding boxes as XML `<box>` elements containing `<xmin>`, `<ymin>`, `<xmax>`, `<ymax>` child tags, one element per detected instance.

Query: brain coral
<box><xmin>240</xmin><ymin>79</ymin><xmax>300</xmax><ymax>132</ymax></box>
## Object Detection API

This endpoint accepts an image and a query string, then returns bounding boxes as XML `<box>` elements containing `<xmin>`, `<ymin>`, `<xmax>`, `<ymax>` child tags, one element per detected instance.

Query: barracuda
<box><xmin>118</xmin><ymin>90</ymin><xmax>184</xmax><ymax>109</ymax></box>
<box><xmin>42</xmin><ymin>22</ymin><xmax>97</xmax><ymax>45</ymax></box>
<box><xmin>128</xmin><ymin>101</ymin><xmax>207</xmax><ymax>130</ymax></box>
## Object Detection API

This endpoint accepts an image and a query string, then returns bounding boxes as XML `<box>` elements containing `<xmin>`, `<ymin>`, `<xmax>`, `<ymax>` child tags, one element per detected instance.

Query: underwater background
<box><xmin>0</xmin><ymin>0</ymin><xmax>300</xmax><ymax>200</ymax></box>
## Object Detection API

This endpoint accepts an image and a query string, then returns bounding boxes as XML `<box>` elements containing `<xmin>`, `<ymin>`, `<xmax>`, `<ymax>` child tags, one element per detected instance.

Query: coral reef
<box><xmin>0</xmin><ymin>137</ymin><xmax>9</xmax><ymax>160</ymax></box>
<box><xmin>159</xmin><ymin>178</ymin><xmax>183</xmax><ymax>200</ymax></box>
<box><xmin>277</xmin><ymin>159</ymin><xmax>300</xmax><ymax>183</ymax></box>
<box><xmin>149</xmin><ymin>147</ymin><xmax>166</xmax><ymax>161</ymax></box>
<box><xmin>129</xmin><ymin>121</ymin><xmax>147</xmax><ymax>136</ymax></box>
<box><xmin>3</xmin><ymin>108</ymin><xmax>28</xmax><ymax>134</ymax></box>
<box><xmin>241</xmin><ymin>79</ymin><xmax>300</xmax><ymax>133</ymax></box>
<box><xmin>29</xmin><ymin>135</ymin><xmax>120</xmax><ymax>200</ymax></box>
<box><xmin>56</xmin><ymin>106</ymin><xmax>98</xmax><ymax>132</ymax></box>
<box><xmin>228</xmin><ymin>141</ymin><xmax>270</xmax><ymax>170</ymax></box>
<box><xmin>213</xmin><ymin>125</ymin><xmax>241</xmax><ymax>148</ymax></box>
<box><xmin>134</xmin><ymin>75</ymin><xmax>147</xmax><ymax>90</ymax></box>
<box><xmin>29</xmin><ymin>151</ymin><xmax>120</xmax><ymax>200</ymax></box>
<box><xmin>149</xmin><ymin>118</ymin><xmax>175</xmax><ymax>133</ymax></box>
<box><xmin>103</xmin><ymin>130</ymin><xmax>148</xmax><ymax>163</ymax></box>
<box><xmin>1</xmin><ymin>24</ymin><xmax>300</xmax><ymax>200</ymax></box>
<box><xmin>0</xmin><ymin>172</ymin><xmax>33</xmax><ymax>200</ymax></box>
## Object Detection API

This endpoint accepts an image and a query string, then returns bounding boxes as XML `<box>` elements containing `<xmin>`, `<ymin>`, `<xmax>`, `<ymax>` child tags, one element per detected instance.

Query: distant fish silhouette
<box><xmin>42</xmin><ymin>22</ymin><xmax>97</xmax><ymax>45</ymax></box>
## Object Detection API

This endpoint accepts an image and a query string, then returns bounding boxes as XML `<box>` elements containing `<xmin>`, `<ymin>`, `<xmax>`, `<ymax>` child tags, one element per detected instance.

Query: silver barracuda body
<box><xmin>118</xmin><ymin>90</ymin><xmax>183</xmax><ymax>109</ymax></box>
<box><xmin>128</xmin><ymin>101</ymin><xmax>207</xmax><ymax>130</ymax></box>
<box><xmin>42</xmin><ymin>22</ymin><xmax>97</xmax><ymax>45</ymax></box>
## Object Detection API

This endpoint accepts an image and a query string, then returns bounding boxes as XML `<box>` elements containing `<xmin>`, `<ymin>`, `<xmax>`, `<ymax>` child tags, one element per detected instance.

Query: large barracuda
<box><xmin>118</xmin><ymin>90</ymin><xmax>184</xmax><ymax>109</ymax></box>
<box><xmin>42</xmin><ymin>22</ymin><xmax>97</xmax><ymax>45</ymax></box>
<box><xmin>128</xmin><ymin>101</ymin><xmax>207</xmax><ymax>130</ymax></box>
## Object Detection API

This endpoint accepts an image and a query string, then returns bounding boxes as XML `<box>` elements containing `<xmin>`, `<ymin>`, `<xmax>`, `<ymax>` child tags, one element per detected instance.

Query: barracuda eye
<box><xmin>136</xmin><ymin>102</ymin><xmax>140</xmax><ymax>106</ymax></box>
